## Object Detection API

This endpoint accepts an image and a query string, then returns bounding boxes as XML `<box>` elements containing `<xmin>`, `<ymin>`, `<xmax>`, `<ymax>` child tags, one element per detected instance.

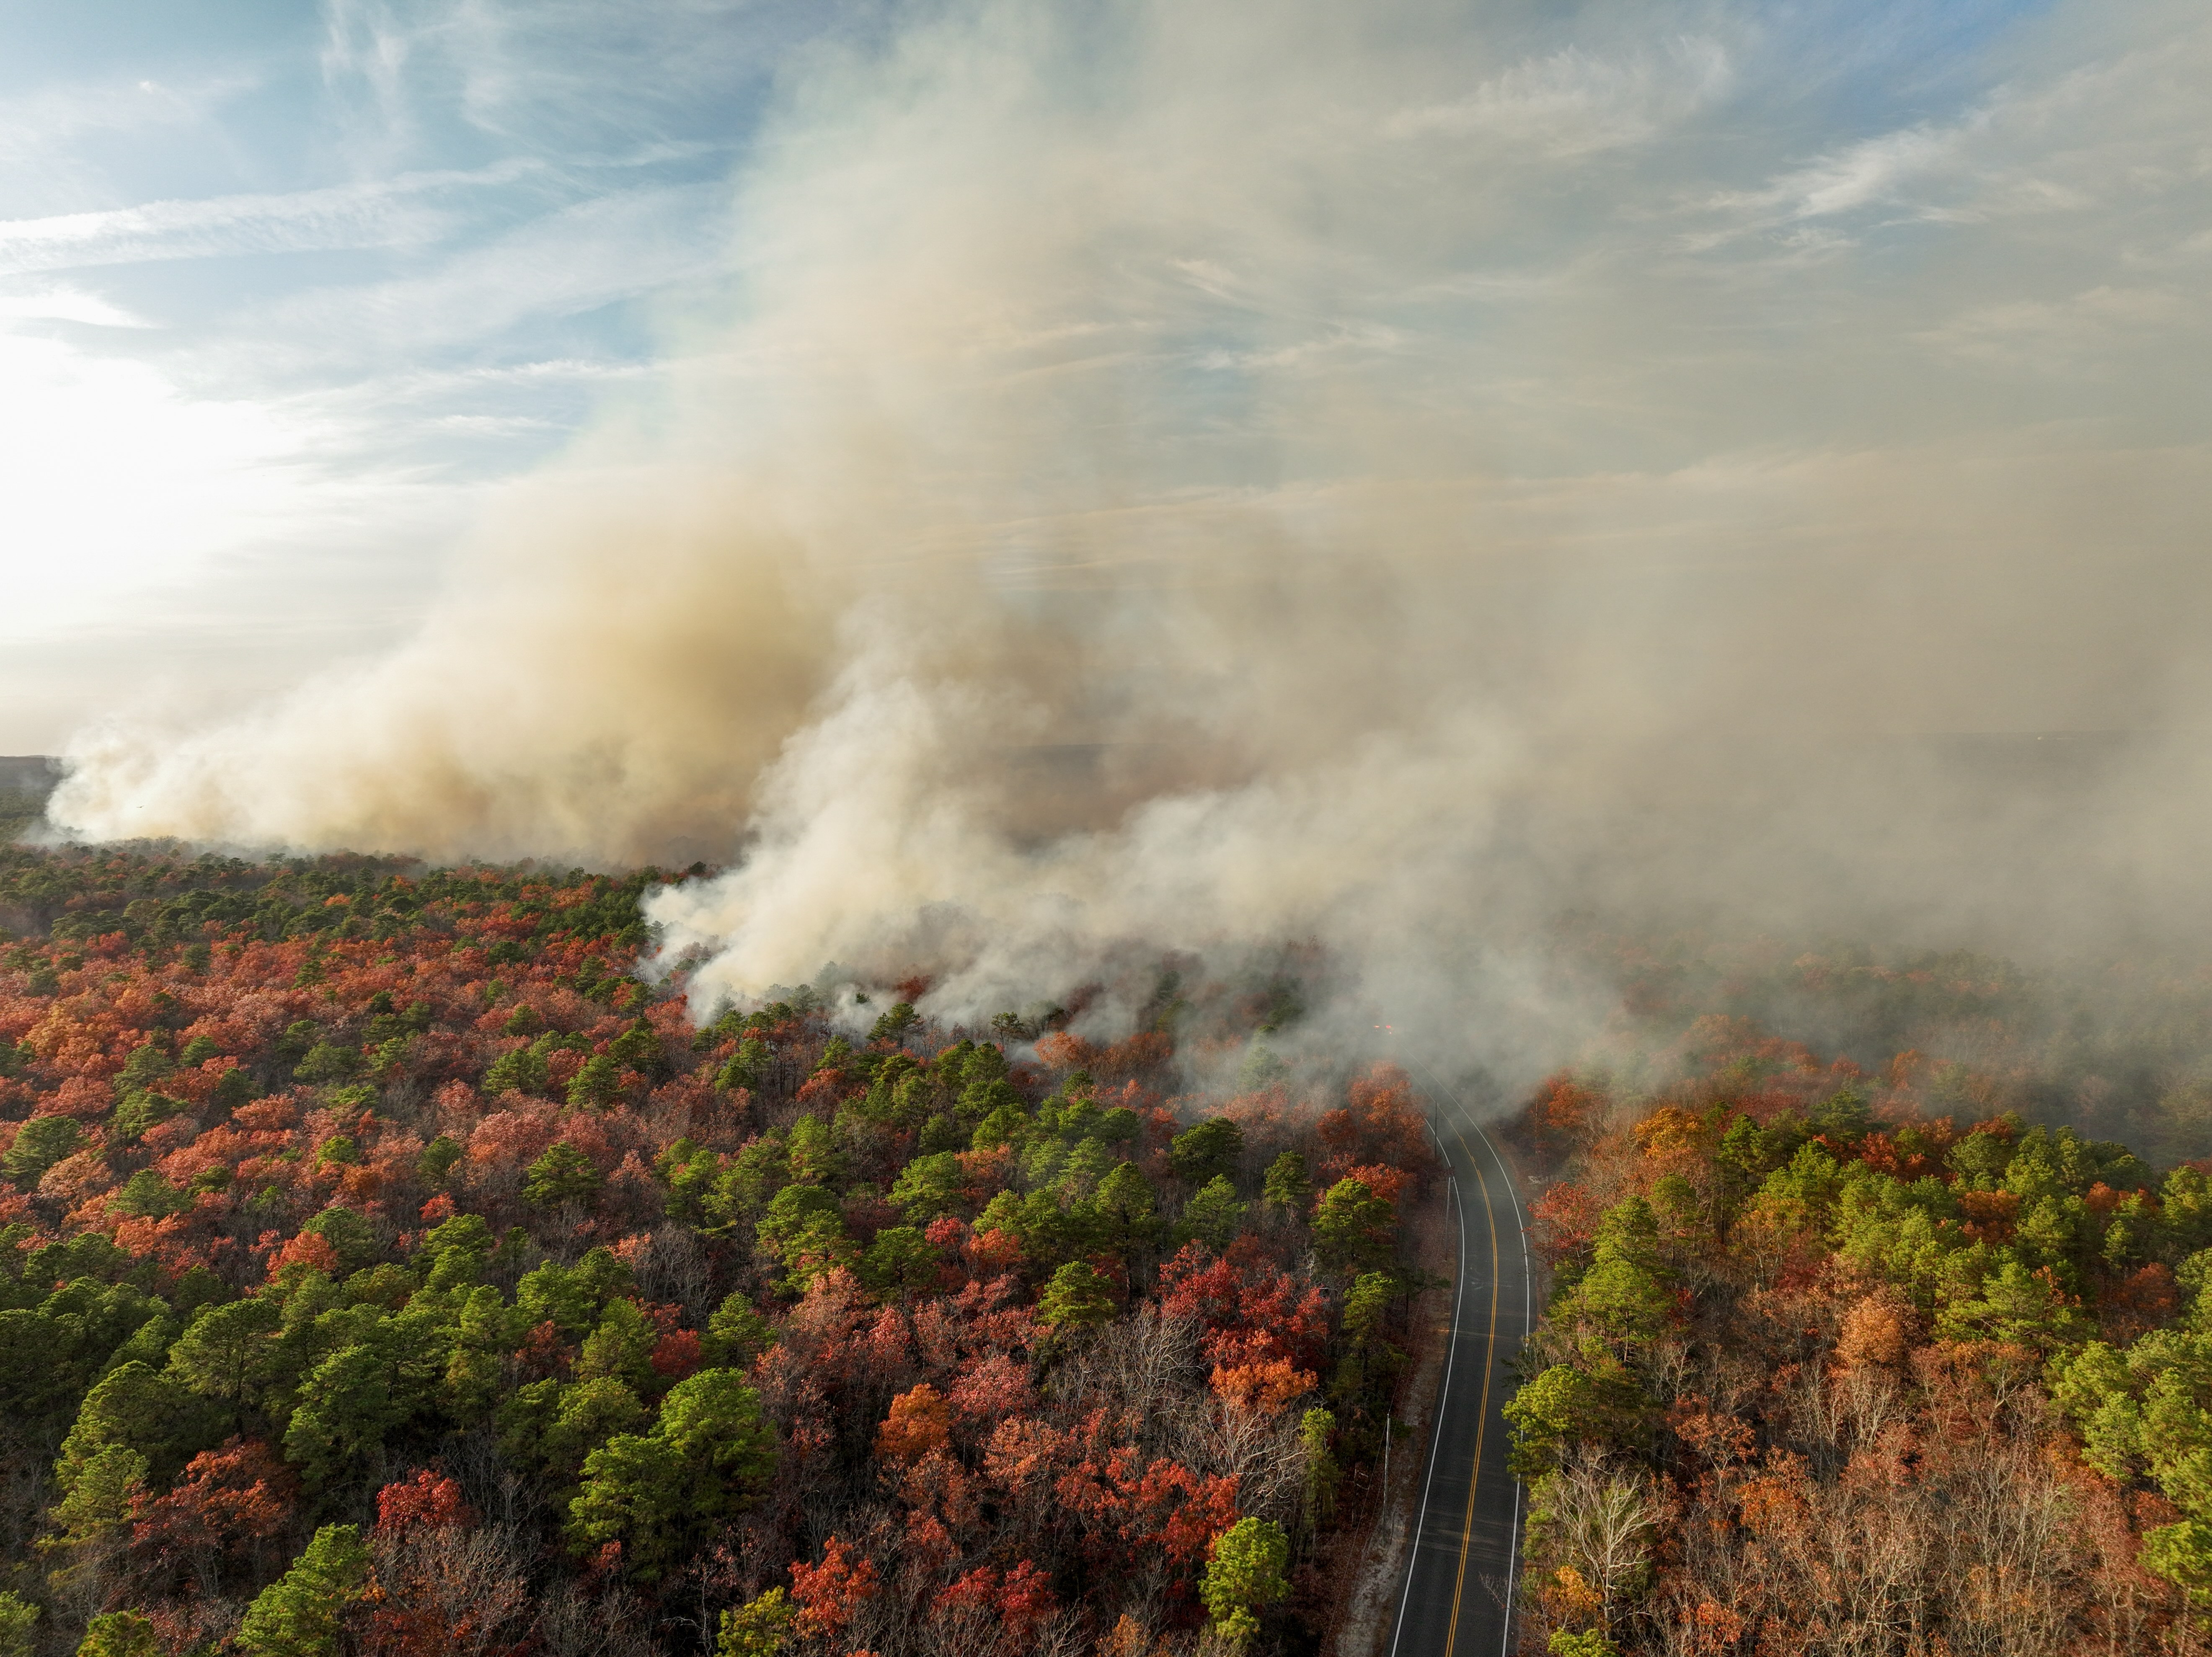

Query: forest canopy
<box><xmin>1504</xmin><ymin>1014</ymin><xmax>2212</xmax><ymax>1656</ymax></box>
<box><xmin>0</xmin><ymin>841</ymin><xmax>1440</xmax><ymax>1657</ymax></box>
<box><xmin>8</xmin><ymin>838</ymin><xmax>2212</xmax><ymax>1656</ymax></box>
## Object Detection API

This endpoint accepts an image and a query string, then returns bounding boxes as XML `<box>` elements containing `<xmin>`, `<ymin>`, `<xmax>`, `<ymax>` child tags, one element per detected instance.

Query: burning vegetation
<box><xmin>0</xmin><ymin>841</ymin><xmax>1440</xmax><ymax>1656</ymax></box>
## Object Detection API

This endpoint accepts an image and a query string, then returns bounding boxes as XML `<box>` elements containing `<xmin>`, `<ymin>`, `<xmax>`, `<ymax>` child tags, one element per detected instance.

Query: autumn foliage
<box><xmin>1504</xmin><ymin>1011</ymin><xmax>2212</xmax><ymax>1656</ymax></box>
<box><xmin>0</xmin><ymin>842</ymin><xmax>1435</xmax><ymax>1654</ymax></box>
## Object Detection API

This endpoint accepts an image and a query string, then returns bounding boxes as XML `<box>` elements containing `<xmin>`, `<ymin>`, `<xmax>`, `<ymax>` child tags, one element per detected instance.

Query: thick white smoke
<box><xmin>47</xmin><ymin>0</ymin><xmax>2212</xmax><ymax>1074</ymax></box>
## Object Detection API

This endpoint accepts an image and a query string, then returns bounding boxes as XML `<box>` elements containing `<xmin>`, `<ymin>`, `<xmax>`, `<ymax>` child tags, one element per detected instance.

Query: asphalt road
<box><xmin>1387</xmin><ymin>1074</ymin><xmax>1535</xmax><ymax>1657</ymax></box>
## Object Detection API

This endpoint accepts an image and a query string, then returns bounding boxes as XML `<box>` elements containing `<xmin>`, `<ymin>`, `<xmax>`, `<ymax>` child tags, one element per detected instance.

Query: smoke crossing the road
<box><xmin>47</xmin><ymin>0</ymin><xmax>2212</xmax><ymax>1071</ymax></box>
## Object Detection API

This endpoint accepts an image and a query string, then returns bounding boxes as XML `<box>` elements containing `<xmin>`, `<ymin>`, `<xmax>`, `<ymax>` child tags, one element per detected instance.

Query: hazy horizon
<box><xmin>9</xmin><ymin>0</ymin><xmax>2212</xmax><ymax>1071</ymax></box>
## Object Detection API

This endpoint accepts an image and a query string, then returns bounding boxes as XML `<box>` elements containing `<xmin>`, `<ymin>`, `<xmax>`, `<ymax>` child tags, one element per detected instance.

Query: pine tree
<box><xmin>236</xmin><ymin>1524</ymin><xmax>370</xmax><ymax>1656</ymax></box>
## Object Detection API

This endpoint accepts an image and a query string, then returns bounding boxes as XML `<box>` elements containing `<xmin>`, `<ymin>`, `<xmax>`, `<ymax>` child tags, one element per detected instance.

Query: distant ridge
<box><xmin>0</xmin><ymin>756</ymin><xmax>57</xmax><ymax>795</ymax></box>
<box><xmin>0</xmin><ymin>757</ymin><xmax>57</xmax><ymax>838</ymax></box>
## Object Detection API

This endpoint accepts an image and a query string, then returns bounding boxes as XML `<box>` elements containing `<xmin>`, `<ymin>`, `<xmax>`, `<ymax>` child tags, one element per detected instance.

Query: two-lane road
<box><xmin>1388</xmin><ymin>1072</ymin><xmax>1534</xmax><ymax>1657</ymax></box>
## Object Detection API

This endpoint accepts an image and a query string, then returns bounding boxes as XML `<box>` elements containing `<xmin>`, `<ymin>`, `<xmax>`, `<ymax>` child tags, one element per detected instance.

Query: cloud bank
<box><xmin>48</xmin><ymin>0</ymin><xmax>2212</xmax><ymax>1074</ymax></box>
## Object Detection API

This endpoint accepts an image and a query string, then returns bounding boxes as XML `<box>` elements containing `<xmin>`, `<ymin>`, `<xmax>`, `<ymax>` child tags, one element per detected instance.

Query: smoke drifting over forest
<box><xmin>45</xmin><ymin>0</ymin><xmax>2212</xmax><ymax>1066</ymax></box>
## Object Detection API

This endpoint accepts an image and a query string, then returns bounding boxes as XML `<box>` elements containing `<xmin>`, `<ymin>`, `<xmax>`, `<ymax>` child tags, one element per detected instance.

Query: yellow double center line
<box><xmin>1441</xmin><ymin>1120</ymin><xmax>1503</xmax><ymax>1657</ymax></box>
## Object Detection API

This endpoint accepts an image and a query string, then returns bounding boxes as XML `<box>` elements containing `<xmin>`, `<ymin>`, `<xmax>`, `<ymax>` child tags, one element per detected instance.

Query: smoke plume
<box><xmin>47</xmin><ymin>0</ymin><xmax>2212</xmax><ymax>1075</ymax></box>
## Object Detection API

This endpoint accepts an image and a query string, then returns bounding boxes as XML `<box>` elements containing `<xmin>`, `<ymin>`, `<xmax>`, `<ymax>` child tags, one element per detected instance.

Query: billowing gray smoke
<box><xmin>47</xmin><ymin>0</ymin><xmax>2212</xmax><ymax>1072</ymax></box>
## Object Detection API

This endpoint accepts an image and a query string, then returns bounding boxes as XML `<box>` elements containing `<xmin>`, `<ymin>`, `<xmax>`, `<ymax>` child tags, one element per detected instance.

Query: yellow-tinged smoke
<box><xmin>47</xmin><ymin>0</ymin><xmax>2212</xmax><ymax>1057</ymax></box>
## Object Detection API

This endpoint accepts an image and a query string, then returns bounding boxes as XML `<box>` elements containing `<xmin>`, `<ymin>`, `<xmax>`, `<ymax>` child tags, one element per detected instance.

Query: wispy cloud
<box><xmin>318</xmin><ymin>0</ymin><xmax>814</xmax><ymax>166</ymax></box>
<box><xmin>0</xmin><ymin>72</ymin><xmax>258</xmax><ymax>191</ymax></box>
<box><xmin>0</xmin><ymin>161</ymin><xmax>539</xmax><ymax>276</ymax></box>
<box><xmin>0</xmin><ymin>286</ymin><xmax>152</xmax><ymax>327</ymax></box>
<box><xmin>247</xmin><ymin>180</ymin><xmax>733</xmax><ymax>361</ymax></box>
<box><xmin>1771</xmin><ymin>124</ymin><xmax>1966</xmax><ymax>219</ymax></box>
<box><xmin>1388</xmin><ymin>38</ymin><xmax>1732</xmax><ymax>156</ymax></box>
<box><xmin>1919</xmin><ymin>284</ymin><xmax>2198</xmax><ymax>370</ymax></box>
<box><xmin>1698</xmin><ymin>19</ymin><xmax>2212</xmax><ymax>254</ymax></box>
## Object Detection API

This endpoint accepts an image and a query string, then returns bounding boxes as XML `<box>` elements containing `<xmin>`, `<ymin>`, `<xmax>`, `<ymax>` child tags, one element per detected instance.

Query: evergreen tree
<box><xmin>1038</xmin><ymin>1261</ymin><xmax>1115</xmax><ymax>1329</ymax></box>
<box><xmin>236</xmin><ymin>1524</ymin><xmax>370</xmax><ymax>1657</ymax></box>
<box><xmin>1201</xmin><ymin>1517</ymin><xmax>1290</xmax><ymax>1644</ymax></box>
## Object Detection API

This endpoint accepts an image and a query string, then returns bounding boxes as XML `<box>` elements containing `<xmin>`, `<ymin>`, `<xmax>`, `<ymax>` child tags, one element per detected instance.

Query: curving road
<box><xmin>1388</xmin><ymin>1067</ymin><xmax>1535</xmax><ymax>1657</ymax></box>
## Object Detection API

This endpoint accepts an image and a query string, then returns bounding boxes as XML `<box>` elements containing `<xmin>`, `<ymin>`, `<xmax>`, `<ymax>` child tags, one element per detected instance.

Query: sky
<box><xmin>0</xmin><ymin>1</ymin><xmax>824</xmax><ymax>749</ymax></box>
<box><xmin>13</xmin><ymin>0</ymin><xmax>2212</xmax><ymax>1050</ymax></box>
<box><xmin>4</xmin><ymin>0</ymin><xmax>2203</xmax><ymax>760</ymax></box>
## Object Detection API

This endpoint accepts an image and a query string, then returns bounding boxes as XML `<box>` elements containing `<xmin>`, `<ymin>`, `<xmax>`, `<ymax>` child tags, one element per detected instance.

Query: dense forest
<box><xmin>14</xmin><ymin>824</ymin><xmax>2212</xmax><ymax>1657</ymax></box>
<box><xmin>1554</xmin><ymin>927</ymin><xmax>2212</xmax><ymax>1167</ymax></box>
<box><xmin>1504</xmin><ymin>1015</ymin><xmax>2212</xmax><ymax>1654</ymax></box>
<box><xmin>0</xmin><ymin>841</ymin><xmax>1440</xmax><ymax>1656</ymax></box>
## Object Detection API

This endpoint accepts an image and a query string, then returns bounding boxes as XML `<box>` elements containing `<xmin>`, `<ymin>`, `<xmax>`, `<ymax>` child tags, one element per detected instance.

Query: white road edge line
<box><xmin>1463</xmin><ymin>1110</ymin><xmax>1532</xmax><ymax>1657</ymax></box>
<box><xmin>1411</xmin><ymin>1057</ymin><xmax>1533</xmax><ymax>1657</ymax></box>
<box><xmin>1388</xmin><ymin>1154</ymin><xmax>1465</xmax><ymax>1657</ymax></box>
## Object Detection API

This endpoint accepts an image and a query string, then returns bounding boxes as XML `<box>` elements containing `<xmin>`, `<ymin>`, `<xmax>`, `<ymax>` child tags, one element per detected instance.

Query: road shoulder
<box><xmin>1327</xmin><ymin>1159</ymin><xmax>1461</xmax><ymax>1655</ymax></box>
